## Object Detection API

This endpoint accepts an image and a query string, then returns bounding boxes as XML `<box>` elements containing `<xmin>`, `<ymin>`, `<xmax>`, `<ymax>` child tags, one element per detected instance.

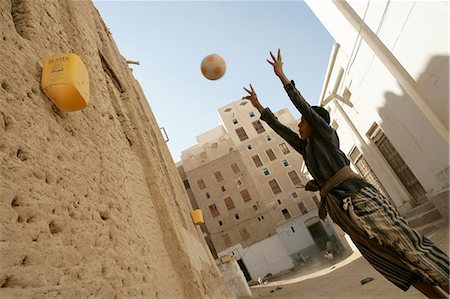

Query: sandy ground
<box><xmin>248</xmin><ymin>226</ymin><xmax>449</xmax><ymax>299</ymax></box>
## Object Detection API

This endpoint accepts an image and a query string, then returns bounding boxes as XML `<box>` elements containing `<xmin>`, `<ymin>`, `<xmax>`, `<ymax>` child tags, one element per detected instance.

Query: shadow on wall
<box><xmin>418</xmin><ymin>55</ymin><xmax>449</xmax><ymax>130</ymax></box>
<box><xmin>378</xmin><ymin>55</ymin><xmax>449</xmax><ymax>177</ymax></box>
<box><xmin>377</xmin><ymin>55</ymin><xmax>449</xmax><ymax>218</ymax></box>
<box><xmin>381</xmin><ymin>55</ymin><xmax>448</xmax><ymax>133</ymax></box>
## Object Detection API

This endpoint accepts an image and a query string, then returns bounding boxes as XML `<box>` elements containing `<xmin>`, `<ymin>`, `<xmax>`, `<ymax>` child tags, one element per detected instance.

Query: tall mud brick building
<box><xmin>0</xmin><ymin>1</ymin><xmax>234</xmax><ymax>298</ymax></box>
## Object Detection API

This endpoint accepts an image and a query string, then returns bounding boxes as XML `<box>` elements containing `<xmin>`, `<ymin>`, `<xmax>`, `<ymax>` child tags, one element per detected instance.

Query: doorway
<box><xmin>237</xmin><ymin>259</ymin><xmax>252</xmax><ymax>282</ymax></box>
<box><xmin>307</xmin><ymin>221</ymin><xmax>328</xmax><ymax>250</ymax></box>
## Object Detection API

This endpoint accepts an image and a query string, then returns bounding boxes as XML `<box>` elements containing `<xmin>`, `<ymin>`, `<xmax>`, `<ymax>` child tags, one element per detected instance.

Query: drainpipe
<box><xmin>319</xmin><ymin>43</ymin><xmax>340</xmax><ymax>105</ymax></box>
<box><xmin>332</xmin><ymin>0</ymin><xmax>449</xmax><ymax>144</ymax></box>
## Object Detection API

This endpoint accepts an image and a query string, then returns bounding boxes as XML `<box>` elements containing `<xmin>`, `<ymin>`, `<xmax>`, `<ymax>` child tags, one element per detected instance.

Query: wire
<box><xmin>345</xmin><ymin>1</ymin><xmax>371</xmax><ymax>76</ymax></box>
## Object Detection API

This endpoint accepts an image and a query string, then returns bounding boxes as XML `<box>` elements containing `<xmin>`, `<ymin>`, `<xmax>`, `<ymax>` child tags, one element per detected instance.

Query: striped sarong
<box><xmin>326</xmin><ymin>185</ymin><xmax>449</xmax><ymax>291</ymax></box>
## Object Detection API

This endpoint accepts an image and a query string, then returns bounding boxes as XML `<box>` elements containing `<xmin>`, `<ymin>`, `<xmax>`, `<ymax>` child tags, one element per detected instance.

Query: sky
<box><xmin>93</xmin><ymin>1</ymin><xmax>334</xmax><ymax>162</ymax></box>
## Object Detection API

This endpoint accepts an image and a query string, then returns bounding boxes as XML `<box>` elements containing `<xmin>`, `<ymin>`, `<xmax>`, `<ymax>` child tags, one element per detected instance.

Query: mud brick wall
<box><xmin>0</xmin><ymin>1</ymin><xmax>233</xmax><ymax>298</ymax></box>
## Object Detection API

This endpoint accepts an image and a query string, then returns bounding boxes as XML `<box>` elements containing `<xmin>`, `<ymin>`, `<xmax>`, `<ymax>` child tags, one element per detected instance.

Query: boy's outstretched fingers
<box><xmin>268</xmin><ymin>49</ymin><xmax>282</xmax><ymax>63</ymax></box>
<box><xmin>267</xmin><ymin>49</ymin><xmax>285</xmax><ymax>79</ymax></box>
<box><xmin>243</xmin><ymin>84</ymin><xmax>254</xmax><ymax>96</ymax></box>
<box><xmin>270</xmin><ymin>51</ymin><xmax>276</xmax><ymax>61</ymax></box>
<box><xmin>244</xmin><ymin>87</ymin><xmax>252</xmax><ymax>99</ymax></box>
<box><xmin>243</xmin><ymin>86</ymin><xmax>250</xmax><ymax>100</ymax></box>
<box><xmin>267</xmin><ymin>51</ymin><xmax>275</xmax><ymax>65</ymax></box>
<box><xmin>242</xmin><ymin>84</ymin><xmax>263</xmax><ymax>112</ymax></box>
<box><xmin>243</xmin><ymin>83</ymin><xmax>258</xmax><ymax>99</ymax></box>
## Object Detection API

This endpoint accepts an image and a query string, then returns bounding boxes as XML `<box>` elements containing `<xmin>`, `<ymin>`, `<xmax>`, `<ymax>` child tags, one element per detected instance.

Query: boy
<box><xmin>242</xmin><ymin>49</ymin><xmax>449</xmax><ymax>298</ymax></box>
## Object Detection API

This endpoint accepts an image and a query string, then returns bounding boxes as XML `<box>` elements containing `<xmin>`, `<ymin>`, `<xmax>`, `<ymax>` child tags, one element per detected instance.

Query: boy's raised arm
<box><xmin>242</xmin><ymin>84</ymin><xmax>305</xmax><ymax>154</ymax></box>
<box><xmin>268</xmin><ymin>49</ymin><xmax>331</xmax><ymax>137</ymax></box>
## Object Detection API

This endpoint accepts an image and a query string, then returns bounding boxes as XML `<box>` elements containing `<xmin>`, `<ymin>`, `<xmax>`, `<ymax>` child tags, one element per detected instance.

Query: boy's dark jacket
<box><xmin>259</xmin><ymin>80</ymin><xmax>369</xmax><ymax>215</ymax></box>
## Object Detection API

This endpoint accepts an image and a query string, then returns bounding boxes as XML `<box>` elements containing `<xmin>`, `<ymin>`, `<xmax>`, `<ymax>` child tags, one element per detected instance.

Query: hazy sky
<box><xmin>93</xmin><ymin>1</ymin><xmax>334</xmax><ymax>162</ymax></box>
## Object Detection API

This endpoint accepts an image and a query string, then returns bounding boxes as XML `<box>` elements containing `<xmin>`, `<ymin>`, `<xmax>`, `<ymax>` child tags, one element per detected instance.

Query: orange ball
<box><xmin>201</xmin><ymin>54</ymin><xmax>226</xmax><ymax>80</ymax></box>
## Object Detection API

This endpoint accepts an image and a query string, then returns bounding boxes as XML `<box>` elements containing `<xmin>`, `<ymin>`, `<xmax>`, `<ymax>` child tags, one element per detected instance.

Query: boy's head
<box><xmin>297</xmin><ymin>106</ymin><xmax>330</xmax><ymax>139</ymax></box>
<box><xmin>312</xmin><ymin>106</ymin><xmax>330</xmax><ymax>124</ymax></box>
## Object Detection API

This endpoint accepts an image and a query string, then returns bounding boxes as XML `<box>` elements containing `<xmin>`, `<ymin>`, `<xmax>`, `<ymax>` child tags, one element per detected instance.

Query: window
<box><xmin>257</xmin><ymin>217</ymin><xmax>261</xmax><ymax>221</ymax></box>
<box><xmin>279</xmin><ymin>143</ymin><xmax>290</xmax><ymax>154</ymax></box>
<box><xmin>235</xmin><ymin>213</ymin><xmax>240</xmax><ymax>220</ymax></box>
<box><xmin>247</xmin><ymin>144</ymin><xmax>253</xmax><ymax>150</ymax></box>
<box><xmin>214</xmin><ymin>171</ymin><xmax>223</xmax><ymax>182</ymax></box>
<box><xmin>252</xmin><ymin>155</ymin><xmax>263</xmax><ymax>167</ymax></box>
<box><xmin>231</xmin><ymin>162</ymin><xmax>240</xmax><ymax>174</ymax></box>
<box><xmin>223</xmin><ymin>233</ymin><xmax>231</xmax><ymax>247</ymax></box>
<box><xmin>282</xmin><ymin>159</ymin><xmax>289</xmax><ymax>167</ymax></box>
<box><xmin>235</xmin><ymin>127</ymin><xmax>249</xmax><ymax>141</ymax></box>
<box><xmin>224</xmin><ymin>197</ymin><xmax>235</xmax><ymax>210</ymax></box>
<box><xmin>343</xmin><ymin>87</ymin><xmax>351</xmax><ymax>102</ymax></box>
<box><xmin>240</xmin><ymin>189</ymin><xmax>252</xmax><ymax>202</ymax></box>
<box><xmin>288</xmin><ymin>170</ymin><xmax>301</xmax><ymax>186</ymax></box>
<box><xmin>312</xmin><ymin>195</ymin><xmax>320</xmax><ymax>207</ymax></box>
<box><xmin>331</xmin><ymin>120</ymin><xmax>339</xmax><ymax>130</ymax></box>
<box><xmin>239</xmin><ymin>228</ymin><xmax>250</xmax><ymax>241</ymax></box>
<box><xmin>266</xmin><ymin>149</ymin><xmax>277</xmax><ymax>161</ymax></box>
<box><xmin>266</xmin><ymin>135</ymin><xmax>272</xmax><ymax>141</ymax></box>
<box><xmin>281</xmin><ymin>208</ymin><xmax>291</xmax><ymax>220</ymax></box>
<box><xmin>277</xmin><ymin>199</ymin><xmax>282</xmax><ymax>205</ymax></box>
<box><xmin>224</xmin><ymin>108</ymin><xmax>232</xmax><ymax>112</ymax></box>
<box><xmin>205</xmin><ymin>192</ymin><xmax>211</xmax><ymax>199</ymax></box>
<box><xmin>261</xmin><ymin>215</ymin><xmax>264</xmax><ymax>220</ymax></box>
<box><xmin>269</xmin><ymin>179</ymin><xmax>282</xmax><ymax>194</ymax></box>
<box><xmin>291</xmin><ymin>192</ymin><xmax>298</xmax><ymax>198</ymax></box>
<box><xmin>298</xmin><ymin>201</ymin><xmax>308</xmax><ymax>215</ymax></box>
<box><xmin>220</xmin><ymin>185</ymin><xmax>226</xmax><ymax>192</ymax></box>
<box><xmin>232</xmin><ymin>118</ymin><xmax>238</xmax><ymax>124</ymax></box>
<box><xmin>252</xmin><ymin>205</ymin><xmax>258</xmax><ymax>211</ymax></box>
<box><xmin>209</xmin><ymin>204</ymin><xmax>220</xmax><ymax>217</ymax></box>
<box><xmin>219</xmin><ymin>220</ymin><xmax>223</xmax><ymax>226</ymax></box>
<box><xmin>240</xmin><ymin>101</ymin><xmax>248</xmax><ymax>106</ymax></box>
<box><xmin>236</xmin><ymin>179</ymin><xmax>242</xmax><ymax>186</ymax></box>
<box><xmin>197</xmin><ymin>179</ymin><xmax>206</xmax><ymax>190</ymax></box>
<box><xmin>349</xmin><ymin>146</ymin><xmax>392</xmax><ymax>204</ymax></box>
<box><xmin>252</xmin><ymin>120</ymin><xmax>265</xmax><ymax>134</ymax></box>
<box><xmin>263</xmin><ymin>168</ymin><xmax>270</xmax><ymax>176</ymax></box>
<box><xmin>183</xmin><ymin>179</ymin><xmax>190</xmax><ymax>190</ymax></box>
<box><xmin>368</xmin><ymin>124</ymin><xmax>426</xmax><ymax>203</ymax></box>
<box><xmin>249</xmin><ymin>111</ymin><xmax>255</xmax><ymax>117</ymax></box>
<box><xmin>291</xmin><ymin>227</ymin><xmax>295</xmax><ymax>233</ymax></box>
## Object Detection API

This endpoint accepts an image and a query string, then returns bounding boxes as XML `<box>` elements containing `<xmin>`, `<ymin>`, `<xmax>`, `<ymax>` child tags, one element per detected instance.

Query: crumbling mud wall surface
<box><xmin>0</xmin><ymin>1</ymin><xmax>234</xmax><ymax>298</ymax></box>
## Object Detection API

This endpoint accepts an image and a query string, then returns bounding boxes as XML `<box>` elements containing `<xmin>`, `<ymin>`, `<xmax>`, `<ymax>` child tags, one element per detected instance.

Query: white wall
<box><xmin>306</xmin><ymin>0</ymin><xmax>449</xmax><ymax>213</ymax></box>
<box><xmin>218</xmin><ymin>234</ymin><xmax>294</xmax><ymax>281</ymax></box>
<box><xmin>216</xmin><ymin>257</ymin><xmax>252</xmax><ymax>298</ymax></box>
<box><xmin>277</xmin><ymin>211</ymin><xmax>340</xmax><ymax>254</ymax></box>
<box><xmin>276</xmin><ymin>215</ymin><xmax>316</xmax><ymax>254</ymax></box>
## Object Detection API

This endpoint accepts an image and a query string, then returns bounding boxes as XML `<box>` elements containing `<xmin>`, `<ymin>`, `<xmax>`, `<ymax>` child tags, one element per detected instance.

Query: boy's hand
<box><xmin>267</xmin><ymin>49</ymin><xmax>290</xmax><ymax>85</ymax></box>
<box><xmin>267</xmin><ymin>49</ymin><xmax>284</xmax><ymax>77</ymax></box>
<box><xmin>242</xmin><ymin>84</ymin><xmax>264</xmax><ymax>113</ymax></box>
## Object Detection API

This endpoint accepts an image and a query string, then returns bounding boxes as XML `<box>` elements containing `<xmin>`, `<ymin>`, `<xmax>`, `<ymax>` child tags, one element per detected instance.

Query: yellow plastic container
<box><xmin>41</xmin><ymin>53</ymin><xmax>89</xmax><ymax>112</ymax></box>
<box><xmin>191</xmin><ymin>209</ymin><xmax>204</xmax><ymax>225</ymax></box>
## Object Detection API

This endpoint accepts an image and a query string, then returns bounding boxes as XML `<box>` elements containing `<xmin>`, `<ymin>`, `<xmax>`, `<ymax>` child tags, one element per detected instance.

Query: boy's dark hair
<box><xmin>312</xmin><ymin>106</ymin><xmax>330</xmax><ymax>125</ymax></box>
